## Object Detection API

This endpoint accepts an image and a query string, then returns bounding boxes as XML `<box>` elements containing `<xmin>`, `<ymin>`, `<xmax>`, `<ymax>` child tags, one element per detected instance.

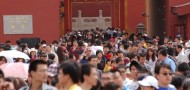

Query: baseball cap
<box><xmin>138</xmin><ymin>76</ymin><xmax>159</xmax><ymax>89</ymax></box>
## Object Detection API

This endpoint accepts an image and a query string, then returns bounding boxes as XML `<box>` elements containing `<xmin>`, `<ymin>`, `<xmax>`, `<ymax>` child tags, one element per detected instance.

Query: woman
<box><xmin>96</xmin><ymin>50</ymin><xmax>107</xmax><ymax>70</ymax></box>
<box><xmin>29</xmin><ymin>48</ymin><xmax>37</xmax><ymax>60</ymax></box>
<box><xmin>0</xmin><ymin>56</ymin><xmax>7</xmax><ymax>65</ymax></box>
<box><xmin>146</xmin><ymin>48</ymin><xmax>157</xmax><ymax>72</ymax></box>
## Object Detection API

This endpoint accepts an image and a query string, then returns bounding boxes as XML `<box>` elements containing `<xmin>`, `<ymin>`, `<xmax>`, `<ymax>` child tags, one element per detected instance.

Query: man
<box><xmin>138</xmin><ymin>76</ymin><xmax>159</xmax><ymax>90</ymax></box>
<box><xmin>116</xmin><ymin>64</ymin><xmax>129</xmax><ymax>84</ymax></box>
<box><xmin>101</xmin><ymin>72</ymin><xmax>113</xmax><ymax>89</ymax></box>
<box><xmin>138</xmin><ymin>53</ymin><xmax>151</xmax><ymax>71</ymax></box>
<box><xmin>176</xmin><ymin>44</ymin><xmax>188</xmax><ymax>64</ymax></box>
<box><xmin>154</xmin><ymin>63</ymin><xmax>176</xmax><ymax>90</ymax></box>
<box><xmin>111</xmin><ymin>69</ymin><xmax>125</xmax><ymax>90</ymax></box>
<box><xmin>44</xmin><ymin>45</ymin><xmax>59</xmax><ymax>64</ymax></box>
<box><xmin>58</xmin><ymin>61</ymin><xmax>81</xmax><ymax>90</ymax></box>
<box><xmin>125</xmin><ymin>61</ymin><xmax>141</xmax><ymax>90</ymax></box>
<box><xmin>88</xmin><ymin>55</ymin><xmax>102</xmax><ymax>79</ymax></box>
<box><xmin>158</xmin><ymin>48</ymin><xmax>176</xmax><ymax>73</ymax></box>
<box><xmin>20</xmin><ymin>60</ymin><xmax>57</xmax><ymax>90</ymax></box>
<box><xmin>80</xmin><ymin>64</ymin><xmax>98</xmax><ymax>90</ymax></box>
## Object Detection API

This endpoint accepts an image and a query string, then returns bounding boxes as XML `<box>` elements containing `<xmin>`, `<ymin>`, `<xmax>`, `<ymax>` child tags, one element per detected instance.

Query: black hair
<box><xmin>58</xmin><ymin>61</ymin><xmax>81</xmax><ymax>83</ymax></box>
<box><xmin>129</xmin><ymin>61</ymin><xmax>141</xmax><ymax>71</ymax></box>
<box><xmin>104</xmin><ymin>82</ymin><xmax>120</xmax><ymax>90</ymax></box>
<box><xmin>52</xmin><ymin>40</ymin><xmax>58</xmax><ymax>44</ymax></box>
<box><xmin>115</xmin><ymin>57</ymin><xmax>123</xmax><ymax>64</ymax></box>
<box><xmin>176</xmin><ymin>44</ymin><xmax>183</xmax><ymax>49</ymax></box>
<box><xmin>40</xmin><ymin>40</ymin><xmax>47</xmax><ymax>44</ymax></box>
<box><xmin>0</xmin><ymin>69</ymin><xmax>4</xmax><ymax>78</ymax></box>
<box><xmin>4</xmin><ymin>44</ymin><xmax>11</xmax><ymax>50</ymax></box>
<box><xmin>137</xmin><ymin>53</ymin><xmax>146</xmax><ymax>61</ymax></box>
<box><xmin>0</xmin><ymin>56</ymin><xmax>7</xmax><ymax>63</ymax></box>
<box><xmin>81</xmin><ymin>64</ymin><xmax>96</xmax><ymax>83</ymax></box>
<box><xmin>91</xmin><ymin>79</ymin><xmax>101</xmax><ymax>90</ymax></box>
<box><xmin>158</xmin><ymin>48</ymin><xmax>168</xmax><ymax>56</ymax></box>
<box><xmin>129</xmin><ymin>53</ymin><xmax>137</xmax><ymax>61</ymax></box>
<box><xmin>88</xmin><ymin>55</ymin><xmax>97</xmax><ymax>62</ymax></box>
<box><xmin>29</xmin><ymin>60</ymin><xmax>47</xmax><ymax>74</ymax></box>
<box><xmin>171</xmin><ymin>75</ymin><xmax>184</xmax><ymax>89</ymax></box>
<box><xmin>48</xmin><ymin>53</ymin><xmax>55</xmax><ymax>60</ymax></box>
<box><xmin>116</xmin><ymin>64</ymin><xmax>127</xmax><ymax>70</ymax></box>
<box><xmin>117</xmin><ymin>50</ymin><xmax>123</xmax><ymax>55</ymax></box>
<box><xmin>178</xmin><ymin>62</ymin><xmax>190</xmax><ymax>76</ymax></box>
<box><xmin>183</xmin><ymin>78</ymin><xmax>190</xmax><ymax>90</ymax></box>
<box><xmin>154</xmin><ymin>63</ymin><xmax>172</xmax><ymax>74</ymax></box>
<box><xmin>96</xmin><ymin>50</ymin><xmax>103</xmax><ymax>56</ymax></box>
<box><xmin>16</xmin><ymin>40</ymin><xmax>22</xmax><ymax>46</ymax></box>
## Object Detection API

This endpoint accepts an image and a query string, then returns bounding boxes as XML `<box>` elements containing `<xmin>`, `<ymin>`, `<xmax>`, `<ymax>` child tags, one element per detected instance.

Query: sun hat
<box><xmin>138</xmin><ymin>76</ymin><xmax>159</xmax><ymax>89</ymax></box>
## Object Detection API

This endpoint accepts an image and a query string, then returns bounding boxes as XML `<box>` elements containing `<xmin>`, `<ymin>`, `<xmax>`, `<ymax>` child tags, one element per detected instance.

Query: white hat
<box><xmin>138</xmin><ymin>76</ymin><xmax>159</xmax><ymax>89</ymax></box>
<box><xmin>29</xmin><ymin>48</ymin><xmax>37</xmax><ymax>54</ymax></box>
<box><xmin>185</xmin><ymin>40</ymin><xmax>190</xmax><ymax>47</ymax></box>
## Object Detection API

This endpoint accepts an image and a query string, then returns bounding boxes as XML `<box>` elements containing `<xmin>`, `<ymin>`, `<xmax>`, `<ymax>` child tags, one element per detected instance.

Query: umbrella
<box><xmin>0</xmin><ymin>50</ymin><xmax>30</xmax><ymax>60</ymax></box>
<box><xmin>0</xmin><ymin>63</ymin><xmax>29</xmax><ymax>79</ymax></box>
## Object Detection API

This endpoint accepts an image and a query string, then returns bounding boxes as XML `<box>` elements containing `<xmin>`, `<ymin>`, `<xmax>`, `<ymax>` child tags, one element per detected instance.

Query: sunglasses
<box><xmin>161</xmin><ymin>72</ymin><xmax>172</xmax><ymax>76</ymax></box>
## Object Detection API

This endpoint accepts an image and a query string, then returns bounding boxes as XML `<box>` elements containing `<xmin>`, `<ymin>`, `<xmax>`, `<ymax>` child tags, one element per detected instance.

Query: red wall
<box><xmin>0</xmin><ymin>0</ymin><xmax>60</xmax><ymax>44</ymax></box>
<box><xmin>166</xmin><ymin>0</ymin><xmax>190</xmax><ymax>39</ymax></box>
<box><xmin>127</xmin><ymin>0</ymin><xmax>146</xmax><ymax>34</ymax></box>
<box><xmin>72</xmin><ymin>2</ymin><xmax>111</xmax><ymax>17</ymax></box>
<box><xmin>187</xmin><ymin>15</ymin><xmax>190</xmax><ymax>39</ymax></box>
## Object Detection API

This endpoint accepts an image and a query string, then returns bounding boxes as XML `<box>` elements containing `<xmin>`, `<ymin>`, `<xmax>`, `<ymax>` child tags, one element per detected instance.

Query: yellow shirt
<box><xmin>68</xmin><ymin>84</ymin><xmax>82</xmax><ymax>90</ymax></box>
<box><xmin>104</xmin><ymin>65</ymin><xmax>111</xmax><ymax>72</ymax></box>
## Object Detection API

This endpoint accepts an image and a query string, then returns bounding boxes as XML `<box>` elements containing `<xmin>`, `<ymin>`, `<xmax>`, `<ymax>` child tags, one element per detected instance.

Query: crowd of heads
<box><xmin>0</xmin><ymin>27</ymin><xmax>189</xmax><ymax>89</ymax></box>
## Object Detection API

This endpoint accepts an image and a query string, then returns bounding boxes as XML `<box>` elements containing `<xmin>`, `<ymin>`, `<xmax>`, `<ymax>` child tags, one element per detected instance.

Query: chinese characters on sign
<box><xmin>3</xmin><ymin>15</ymin><xmax>33</xmax><ymax>34</ymax></box>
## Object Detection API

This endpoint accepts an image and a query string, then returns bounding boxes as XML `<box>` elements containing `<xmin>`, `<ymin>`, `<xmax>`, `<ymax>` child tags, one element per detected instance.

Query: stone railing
<box><xmin>72</xmin><ymin>10</ymin><xmax>111</xmax><ymax>30</ymax></box>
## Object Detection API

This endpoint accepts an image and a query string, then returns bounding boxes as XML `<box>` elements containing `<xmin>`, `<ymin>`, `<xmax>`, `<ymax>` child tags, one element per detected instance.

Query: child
<box><xmin>103</xmin><ymin>60</ymin><xmax>112</xmax><ymax>72</ymax></box>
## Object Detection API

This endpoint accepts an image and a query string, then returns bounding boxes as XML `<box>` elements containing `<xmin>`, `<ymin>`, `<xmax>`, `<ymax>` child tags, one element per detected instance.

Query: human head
<box><xmin>84</xmin><ymin>47</ymin><xmax>92</xmax><ymax>56</ymax></box>
<box><xmin>58</xmin><ymin>61</ymin><xmax>81</xmax><ymax>85</ymax></box>
<box><xmin>96</xmin><ymin>50</ymin><xmax>103</xmax><ymax>59</ymax></box>
<box><xmin>146</xmin><ymin>48</ymin><xmax>156</xmax><ymax>62</ymax></box>
<box><xmin>117</xmin><ymin>50</ymin><xmax>124</xmax><ymax>58</ymax></box>
<box><xmin>88</xmin><ymin>55</ymin><xmax>98</xmax><ymax>67</ymax></box>
<box><xmin>183</xmin><ymin>78</ymin><xmax>190</xmax><ymax>90</ymax></box>
<box><xmin>39</xmin><ymin>52</ymin><xmax>47</xmax><ymax>60</ymax></box>
<box><xmin>0</xmin><ymin>56</ymin><xmax>7</xmax><ymax>65</ymax></box>
<box><xmin>138</xmin><ymin>76</ymin><xmax>159</xmax><ymax>90</ymax></box>
<box><xmin>111</xmin><ymin>69</ymin><xmax>123</xmax><ymax>88</ymax></box>
<box><xmin>104</xmin><ymin>82</ymin><xmax>120</xmax><ymax>90</ymax></box>
<box><xmin>158</xmin><ymin>48</ymin><xmax>167</xmax><ymax>61</ymax></box>
<box><xmin>116</xmin><ymin>64</ymin><xmax>127</xmax><ymax>80</ymax></box>
<box><xmin>154</xmin><ymin>63</ymin><xmax>173</xmax><ymax>87</ymax></box>
<box><xmin>129</xmin><ymin>61</ymin><xmax>141</xmax><ymax>80</ymax></box>
<box><xmin>138</xmin><ymin>53</ymin><xmax>146</xmax><ymax>65</ymax></box>
<box><xmin>177</xmin><ymin>62</ymin><xmax>190</xmax><ymax>76</ymax></box>
<box><xmin>176</xmin><ymin>44</ymin><xmax>183</xmax><ymax>53</ymax></box>
<box><xmin>171</xmin><ymin>75</ymin><xmax>184</xmax><ymax>90</ymax></box>
<box><xmin>115</xmin><ymin>57</ymin><xmax>124</xmax><ymax>65</ymax></box>
<box><xmin>80</xmin><ymin>64</ymin><xmax>98</xmax><ymax>86</ymax></box>
<box><xmin>101</xmin><ymin>72</ymin><xmax>113</xmax><ymax>87</ymax></box>
<box><xmin>29</xmin><ymin>60</ymin><xmax>48</xmax><ymax>83</ymax></box>
<box><xmin>16</xmin><ymin>58</ymin><xmax>25</xmax><ymax>63</ymax></box>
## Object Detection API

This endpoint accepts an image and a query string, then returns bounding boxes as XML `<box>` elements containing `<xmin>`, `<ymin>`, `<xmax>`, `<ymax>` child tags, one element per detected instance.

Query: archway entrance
<box><xmin>147</xmin><ymin>0</ymin><xmax>167</xmax><ymax>37</ymax></box>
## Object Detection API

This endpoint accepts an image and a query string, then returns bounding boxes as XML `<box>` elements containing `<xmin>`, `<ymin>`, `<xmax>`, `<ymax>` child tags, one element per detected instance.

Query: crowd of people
<box><xmin>0</xmin><ymin>27</ymin><xmax>190</xmax><ymax>90</ymax></box>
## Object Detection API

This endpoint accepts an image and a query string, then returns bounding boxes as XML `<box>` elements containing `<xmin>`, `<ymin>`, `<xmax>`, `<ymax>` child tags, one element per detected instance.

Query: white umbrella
<box><xmin>0</xmin><ymin>50</ymin><xmax>30</xmax><ymax>60</ymax></box>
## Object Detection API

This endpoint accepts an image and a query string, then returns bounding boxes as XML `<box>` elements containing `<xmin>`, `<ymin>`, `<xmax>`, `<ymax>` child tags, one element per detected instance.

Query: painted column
<box><xmin>124</xmin><ymin>0</ymin><xmax>128</xmax><ymax>31</ymax></box>
<box><xmin>187</xmin><ymin>15</ymin><xmax>190</xmax><ymax>39</ymax></box>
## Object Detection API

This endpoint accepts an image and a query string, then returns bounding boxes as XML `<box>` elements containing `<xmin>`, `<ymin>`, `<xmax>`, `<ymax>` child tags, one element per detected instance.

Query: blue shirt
<box><xmin>164</xmin><ymin>57</ymin><xmax>176</xmax><ymax>73</ymax></box>
<box><xmin>157</xmin><ymin>84</ymin><xmax>176</xmax><ymax>90</ymax></box>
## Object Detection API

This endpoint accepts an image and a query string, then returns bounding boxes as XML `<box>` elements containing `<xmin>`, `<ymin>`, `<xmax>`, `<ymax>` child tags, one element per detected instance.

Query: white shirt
<box><xmin>177</xmin><ymin>48</ymin><xmax>189</xmax><ymax>64</ymax></box>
